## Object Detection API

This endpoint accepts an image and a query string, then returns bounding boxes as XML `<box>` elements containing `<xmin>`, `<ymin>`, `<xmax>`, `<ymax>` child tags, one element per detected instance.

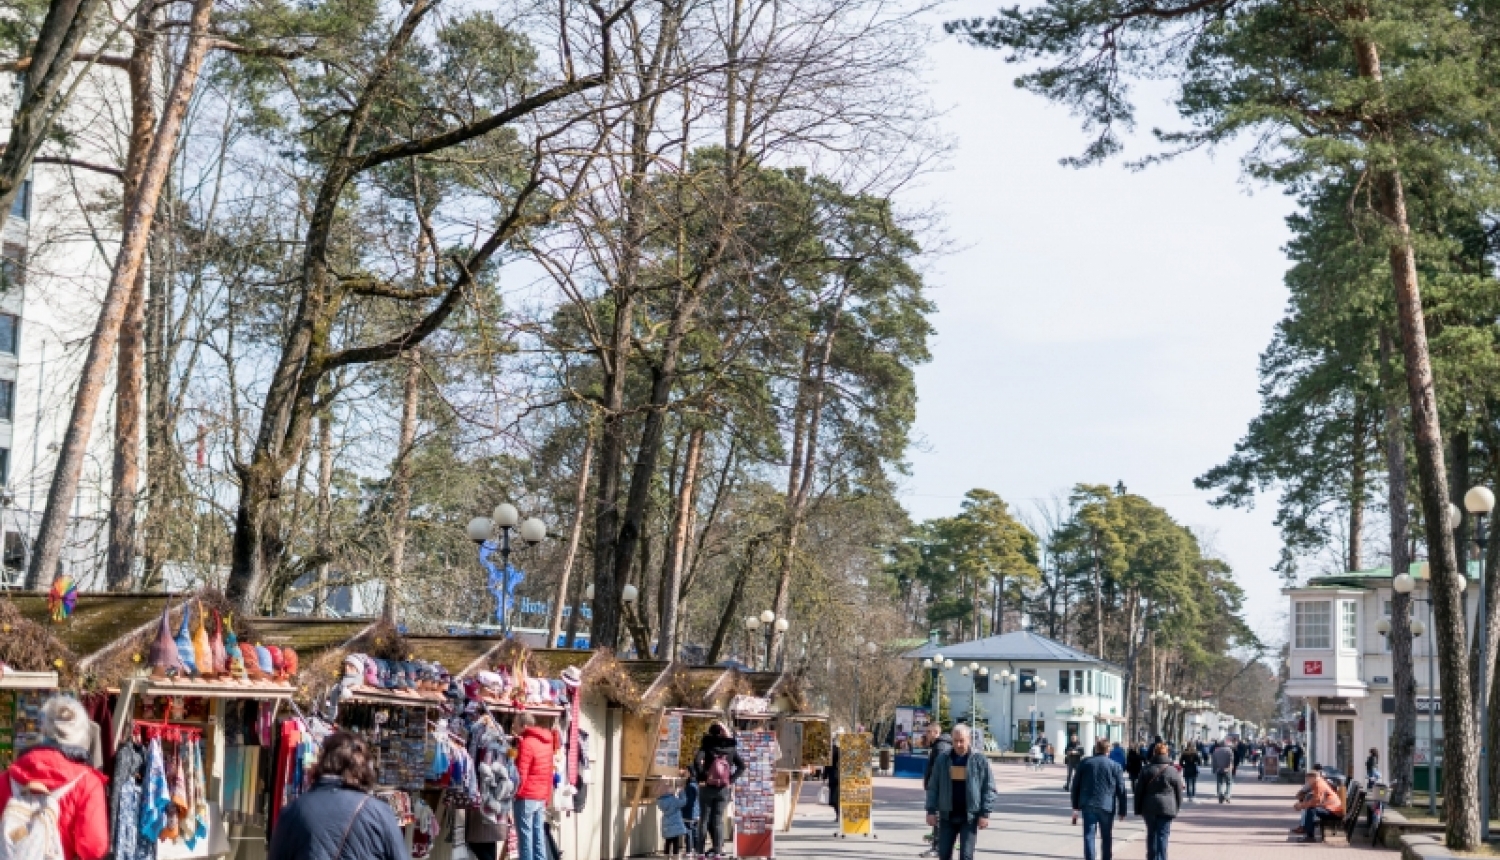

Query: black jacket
<box><xmin>923</xmin><ymin>733</ymin><xmax>953</xmax><ymax>789</ymax></box>
<box><xmin>269</xmin><ymin>777</ymin><xmax>407</xmax><ymax>860</ymax></box>
<box><xmin>1134</xmin><ymin>756</ymin><xmax>1186</xmax><ymax>820</ymax></box>
<box><xmin>1124</xmin><ymin>748</ymin><xmax>1144</xmax><ymax>778</ymax></box>
<box><xmin>1178</xmin><ymin>750</ymin><xmax>1201</xmax><ymax>778</ymax></box>
<box><xmin>693</xmin><ymin>735</ymin><xmax>746</xmax><ymax>795</ymax></box>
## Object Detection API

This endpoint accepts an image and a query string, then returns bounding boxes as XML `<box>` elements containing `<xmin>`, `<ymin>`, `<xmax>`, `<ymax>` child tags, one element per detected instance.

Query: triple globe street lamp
<box><xmin>466</xmin><ymin>503</ymin><xmax>548</xmax><ymax>634</ymax></box>
<box><xmin>745</xmin><ymin>610</ymin><xmax>790</xmax><ymax>671</ymax></box>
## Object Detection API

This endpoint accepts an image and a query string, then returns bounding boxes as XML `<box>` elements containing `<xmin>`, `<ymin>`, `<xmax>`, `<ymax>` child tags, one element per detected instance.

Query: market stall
<box><xmin>775</xmin><ymin>713</ymin><xmax>831</xmax><ymax>832</ymax></box>
<box><xmin>0</xmin><ymin>669</ymin><xmax>59</xmax><ymax>769</ymax></box>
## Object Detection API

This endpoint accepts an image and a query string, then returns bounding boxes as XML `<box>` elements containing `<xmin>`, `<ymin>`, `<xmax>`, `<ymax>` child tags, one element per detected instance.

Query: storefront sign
<box><xmin>1381</xmin><ymin>696</ymin><xmax>1441</xmax><ymax>715</ymax></box>
<box><xmin>1317</xmin><ymin>697</ymin><xmax>1357</xmax><ymax>716</ymax></box>
<box><xmin>1303</xmin><ymin>660</ymin><xmax>1323</xmax><ymax>675</ymax></box>
<box><xmin>1054</xmin><ymin>706</ymin><xmax>1086</xmax><ymax>716</ymax></box>
<box><xmin>1372</xmin><ymin>676</ymin><xmax>1390</xmax><ymax>684</ymax></box>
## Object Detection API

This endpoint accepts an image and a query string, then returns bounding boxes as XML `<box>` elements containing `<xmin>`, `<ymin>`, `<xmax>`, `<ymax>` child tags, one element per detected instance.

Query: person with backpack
<box><xmin>267</xmin><ymin>731</ymin><xmax>407</xmax><ymax>860</ymax></box>
<box><xmin>0</xmin><ymin>695</ymin><xmax>108</xmax><ymax>860</ymax></box>
<box><xmin>1134</xmin><ymin>742</ymin><xmax>1185</xmax><ymax>860</ymax></box>
<box><xmin>692</xmin><ymin>723</ymin><xmax>745</xmax><ymax>859</ymax></box>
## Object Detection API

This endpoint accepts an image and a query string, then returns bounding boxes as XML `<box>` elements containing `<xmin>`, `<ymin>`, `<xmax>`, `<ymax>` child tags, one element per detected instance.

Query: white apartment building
<box><xmin>905</xmin><ymin>630</ymin><xmax>1129</xmax><ymax>752</ymax></box>
<box><xmin>1283</xmin><ymin>562</ymin><xmax>1480</xmax><ymax>788</ymax></box>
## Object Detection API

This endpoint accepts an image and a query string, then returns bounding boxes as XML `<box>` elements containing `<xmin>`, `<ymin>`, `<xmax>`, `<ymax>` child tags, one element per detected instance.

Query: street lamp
<box><xmin>1032</xmin><ymin>677</ymin><xmax>1047</xmax><ymax>749</ymax></box>
<box><xmin>997</xmin><ymin>670</ymin><xmax>1014</xmax><ymax>749</ymax></box>
<box><xmin>1395</xmin><ymin>569</ymin><xmax>1435</xmax><ymax>816</ymax></box>
<box><xmin>745</xmin><ymin>611</ymin><xmax>784</xmax><ymax>671</ymax></box>
<box><xmin>924</xmin><ymin>652</ymin><xmax>945</xmax><ymax>725</ymax></box>
<box><xmin>467</xmin><ymin>504</ymin><xmax>547</xmax><ymax>635</ymax></box>
<box><xmin>852</xmin><ymin>637</ymin><xmax>879</xmax><ymax>731</ymax></box>
<box><xmin>1467</xmin><ymin>485</ymin><xmax>1495</xmax><ymax>840</ymax></box>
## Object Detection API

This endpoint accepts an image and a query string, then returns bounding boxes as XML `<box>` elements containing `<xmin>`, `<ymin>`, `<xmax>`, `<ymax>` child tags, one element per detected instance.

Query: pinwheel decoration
<box><xmin>47</xmin><ymin>576</ymin><xmax>78</xmax><ymax>622</ymax></box>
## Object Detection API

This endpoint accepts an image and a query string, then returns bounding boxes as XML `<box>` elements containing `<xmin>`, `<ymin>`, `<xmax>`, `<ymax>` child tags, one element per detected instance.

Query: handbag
<box><xmin>1133</xmin><ymin>766</ymin><xmax>1168</xmax><ymax>816</ymax></box>
<box><xmin>818</xmin><ymin>786</ymin><xmax>830</xmax><ymax>805</ymax></box>
<box><xmin>334</xmin><ymin>795</ymin><xmax>372</xmax><ymax>860</ymax></box>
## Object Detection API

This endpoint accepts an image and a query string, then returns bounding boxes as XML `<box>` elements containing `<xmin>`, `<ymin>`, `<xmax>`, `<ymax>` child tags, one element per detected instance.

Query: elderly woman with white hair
<box><xmin>923</xmin><ymin>724</ymin><xmax>995</xmax><ymax>860</ymax></box>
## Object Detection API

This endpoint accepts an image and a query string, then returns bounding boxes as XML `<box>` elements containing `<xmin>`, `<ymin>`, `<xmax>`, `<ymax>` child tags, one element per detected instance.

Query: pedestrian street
<box><xmin>775</xmin><ymin>763</ymin><xmax>1392</xmax><ymax>860</ymax></box>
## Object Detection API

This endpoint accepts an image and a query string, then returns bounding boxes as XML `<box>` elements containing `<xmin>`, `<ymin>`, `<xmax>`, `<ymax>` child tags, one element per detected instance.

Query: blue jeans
<box><xmin>936</xmin><ymin>813</ymin><xmax>977</xmax><ymax>860</ymax></box>
<box><xmin>1301</xmin><ymin>807</ymin><xmax>1339</xmax><ymax>837</ymax></box>
<box><xmin>1216</xmin><ymin>771</ymin><xmax>1233</xmax><ymax>800</ymax></box>
<box><xmin>515</xmin><ymin>798</ymin><xmax>548</xmax><ymax>860</ymax></box>
<box><xmin>1183</xmin><ymin>775</ymin><xmax>1197</xmax><ymax>799</ymax></box>
<box><xmin>1081</xmin><ymin>807</ymin><xmax>1116</xmax><ymax>860</ymax></box>
<box><xmin>1144</xmin><ymin>815</ymin><xmax>1173</xmax><ymax>860</ymax></box>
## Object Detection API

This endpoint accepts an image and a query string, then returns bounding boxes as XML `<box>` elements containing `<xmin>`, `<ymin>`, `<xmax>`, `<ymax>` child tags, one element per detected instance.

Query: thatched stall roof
<box><xmin>0</xmin><ymin>598</ymin><xmax>78</xmax><ymax>687</ymax></box>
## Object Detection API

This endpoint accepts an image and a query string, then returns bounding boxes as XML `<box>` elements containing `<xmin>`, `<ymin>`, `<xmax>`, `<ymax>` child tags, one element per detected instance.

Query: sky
<box><xmin>900</xmin><ymin>2</ymin><xmax>1300</xmax><ymax>645</ymax></box>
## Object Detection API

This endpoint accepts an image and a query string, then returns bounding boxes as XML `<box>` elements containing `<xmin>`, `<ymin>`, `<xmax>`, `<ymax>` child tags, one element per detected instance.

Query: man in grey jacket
<box><xmin>924</xmin><ymin>725</ymin><xmax>994</xmax><ymax>860</ymax></box>
<box><xmin>1070</xmin><ymin>738</ymin><xmax>1128</xmax><ymax>860</ymax></box>
<box><xmin>1211</xmin><ymin>740</ymin><xmax>1236</xmax><ymax>803</ymax></box>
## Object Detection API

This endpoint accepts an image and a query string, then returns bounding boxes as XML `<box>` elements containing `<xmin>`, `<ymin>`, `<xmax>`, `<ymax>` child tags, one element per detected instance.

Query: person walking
<box><xmin>693</xmin><ymin>722</ymin><xmax>745</xmax><ymax>858</ymax></box>
<box><xmin>0</xmin><ymin>695</ymin><xmax>108</xmax><ymax>860</ymax></box>
<box><xmin>1124</xmin><ymin>744</ymin><xmax>1144</xmax><ymax>790</ymax></box>
<box><xmin>1109</xmin><ymin>742</ymin><xmax>1126</xmax><ymax>767</ymax></box>
<box><xmin>268</xmin><ymin>731</ymin><xmax>407</xmax><ymax>860</ymax></box>
<box><xmin>1211</xmin><ymin>739</ymin><xmax>1235</xmax><ymax>804</ymax></box>
<box><xmin>1134</xmin><ymin>742</ymin><xmax>1185</xmax><ymax>860</ymax></box>
<box><xmin>1233</xmin><ymin>739</ymin><xmax>1247</xmax><ymax>776</ymax></box>
<box><xmin>1364</xmin><ymin>747</ymin><xmax>1381</xmax><ymax>787</ymax></box>
<box><xmin>923</xmin><ymin>725</ymin><xmax>994</xmax><ymax>860</ymax></box>
<box><xmin>1071</xmin><ymin>738</ymin><xmax>1128</xmax><ymax>860</ymax></box>
<box><xmin>1177</xmin><ymin>744</ymin><xmax>1201</xmax><ymax>802</ymax></box>
<box><xmin>1064</xmin><ymin>736</ymin><xmax>1084</xmax><ymax>790</ymax></box>
<box><xmin>513</xmin><ymin>712</ymin><xmax>556</xmax><ymax>860</ymax></box>
<box><xmin>920</xmin><ymin>723</ymin><xmax>953</xmax><ymax>858</ymax></box>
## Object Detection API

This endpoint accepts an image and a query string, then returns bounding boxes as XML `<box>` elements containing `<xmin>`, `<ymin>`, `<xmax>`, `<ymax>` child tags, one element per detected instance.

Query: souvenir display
<box><xmin>838</xmin><ymin>732</ymin><xmax>874</xmax><ymax>836</ymax></box>
<box><xmin>803</xmin><ymin>719</ymin><xmax>832</xmax><ymax>767</ymax></box>
<box><xmin>679</xmin><ymin>715</ymin><xmax>715</xmax><ymax>767</ymax></box>
<box><xmin>653</xmin><ymin>712</ymin><xmax>683</xmax><ymax>770</ymax></box>
<box><xmin>734</xmin><ymin>730</ymin><xmax>779</xmax><ymax>858</ymax></box>
<box><xmin>0</xmin><ymin>689</ymin><xmax>47</xmax><ymax>768</ymax></box>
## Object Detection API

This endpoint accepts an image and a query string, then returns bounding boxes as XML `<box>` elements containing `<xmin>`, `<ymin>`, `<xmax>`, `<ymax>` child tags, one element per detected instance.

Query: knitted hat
<box><xmin>282</xmin><ymin>647</ymin><xmax>299</xmax><ymax>677</ymax></box>
<box><xmin>239</xmin><ymin>643</ymin><xmax>264</xmax><ymax>679</ymax></box>
<box><xmin>42</xmin><ymin>695</ymin><xmax>92</xmax><ymax>751</ymax></box>
<box><xmin>266</xmin><ymin>646</ymin><xmax>284</xmax><ymax>675</ymax></box>
<box><xmin>255</xmin><ymin>645</ymin><xmax>274</xmax><ymax>675</ymax></box>
<box><xmin>148</xmin><ymin>602</ymin><xmax>184</xmax><ymax>678</ymax></box>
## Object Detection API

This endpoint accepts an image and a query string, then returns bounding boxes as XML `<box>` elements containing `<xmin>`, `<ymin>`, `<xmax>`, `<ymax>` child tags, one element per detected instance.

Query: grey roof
<box><xmin>901</xmin><ymin>630</ymin><xmax>1116</xmax><ymax>668</ymax></box>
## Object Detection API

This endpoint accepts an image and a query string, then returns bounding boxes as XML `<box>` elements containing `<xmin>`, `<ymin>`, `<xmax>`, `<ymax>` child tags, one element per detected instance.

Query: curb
<box><xmin>1400</xmin><ymin>832</ymin><xmax>1457</xmax><ymax>860</ymax></box>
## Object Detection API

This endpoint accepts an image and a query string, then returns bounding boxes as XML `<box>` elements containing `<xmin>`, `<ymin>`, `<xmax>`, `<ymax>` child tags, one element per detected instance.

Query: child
<box><xmin>680</xmin><ymin>768</ymin><xmax>700</xmax><ymax>856</ymax></box>
<box><xmin>656</xmin><ymin>779</ymin><xmax>691</xmax><ymax>856</ymax></box>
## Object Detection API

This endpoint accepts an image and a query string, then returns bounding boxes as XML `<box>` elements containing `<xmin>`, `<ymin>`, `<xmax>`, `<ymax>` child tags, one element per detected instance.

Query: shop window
<box><xmin>1295</xmin><ymin>601</ymin><xmax>1332</xmax><ymax>649</ymax></box>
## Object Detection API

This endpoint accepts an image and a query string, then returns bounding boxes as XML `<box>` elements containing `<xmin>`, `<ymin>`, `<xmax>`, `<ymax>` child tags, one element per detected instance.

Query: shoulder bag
<box><xmin>333</xmin><ymin>795</ymin><xmax>372</xmax><ymax>860</ymax></box>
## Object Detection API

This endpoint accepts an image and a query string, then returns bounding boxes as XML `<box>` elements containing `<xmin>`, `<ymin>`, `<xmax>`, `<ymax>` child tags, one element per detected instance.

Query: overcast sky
<box><xmin>900</xmin><ymin>3</ymin><xmax>1300</xmax><ymax>645</ymax></box>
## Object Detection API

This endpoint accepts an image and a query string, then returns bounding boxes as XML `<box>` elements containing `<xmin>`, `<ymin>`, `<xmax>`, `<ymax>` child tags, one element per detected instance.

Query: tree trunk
<box><xmin>0</xmin><ymin>0</ymin><xmax>107</xmax><ymax>232</ymax></box>
<box><xmin>140</xmin><ymin>219</ymin><xmax>177</xmax><ymax>585</ymax></box>
<box><xmin>658</xmin><ymin>427</ymin><xmax>702</xmax><ymax>660</ymax></box>
<box><xmin>25</xmin><ymin>0</ymin><xmax>217</xmax><ymax>590</ymax></box>
<box><xmin>1349</xmin><ymin>395</ymin><xmax>1367</xmax><ymax>573</ymax></box>
<box><xmin>1382</xmin><ymin>328</ymin><xmax>1417</xmax><ymax>808</ymax></box>
<box><xmin>383</xmin><ymin>350</ymin><xmax>420</xmax><ymax>622</ymax></box>
<box><xmin>313</xmin><ymin>406</ymin><xmax>333</xmax><ymax>616</ymax></box>
<box><xmin>104</xmin><ymin>12</ymin><xmax>159</xmax><ymax>592</ymax></box>
<box><xmin>550</xmin><ymin>429</ymin><xmax>594</xmax><ymax>647</ymax></box>
<box><xmin>706</xmin><ymin>539</ymin><xmax>756</xmax><ymax>665</ymax></box>
<box><xmin>1091</xmin><ymin>535</ymin><xmax>1105</xmax><ymax>659</ymax></box>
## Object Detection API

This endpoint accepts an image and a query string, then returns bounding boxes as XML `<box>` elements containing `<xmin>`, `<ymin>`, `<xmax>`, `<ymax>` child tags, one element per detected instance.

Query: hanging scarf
<box><xmin>162</xmin><ymin>743</ymin><xmax>188</xmax><ymax>841</ymax></box>
<box><xmin>139</xmin><ymin>738</ymin><xmax>171</xmax><ymax>842</ymax></box>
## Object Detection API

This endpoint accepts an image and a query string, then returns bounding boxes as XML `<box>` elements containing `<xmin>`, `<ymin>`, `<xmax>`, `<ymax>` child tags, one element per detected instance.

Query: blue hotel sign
<box><xmin>515</xmin><ymin>597</ymin><xmax>591</xmax><ymax>620</ymax></box>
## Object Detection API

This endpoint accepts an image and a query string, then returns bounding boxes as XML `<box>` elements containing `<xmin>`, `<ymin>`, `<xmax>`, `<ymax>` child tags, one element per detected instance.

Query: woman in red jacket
<box><xmin>0</xmin><ymin>695</ymin><xmax>109</xmax><ymax>860</ymax></box>
<box><xmin>512</xmin><ymin>712</ymin><xmax>556</xmax><ymax>860</ymax></box>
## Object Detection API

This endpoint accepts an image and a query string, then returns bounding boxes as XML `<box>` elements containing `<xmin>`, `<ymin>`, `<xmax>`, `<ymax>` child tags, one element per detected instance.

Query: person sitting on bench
<box><xmin>1291</xmin><ymin>770</ymin><xmax>1344</xmax><ymax>842</ymax></box>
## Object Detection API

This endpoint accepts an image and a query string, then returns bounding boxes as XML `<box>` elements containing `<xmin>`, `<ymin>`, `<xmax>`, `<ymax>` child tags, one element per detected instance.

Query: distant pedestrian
<box><xmin>1071</xmin><ymin>738</ymin><xmax>1128</xmax><ymax>860</ymax></box>
<box><xmin>1030</xmin><ymin>741</ymin><xmax>1045</xmax><ymax>770</ymax></box>
<box><xmin>1233</xmin><ymin>739</ymin><xmax>1247</xmax><ymax>775</ymax></box>
<box><xmin>1177</xmin><ymin>745</ymin><xmax>1201</xmax><ymax>801</ymax></box>
<box><xmin>1064</xmin><ymin>736</ymin><xmax>1084</xmax><ymax>790</ymax></box>
<box><xmin>1109</xmin><ymin>743</ymin><xmax>1126</xmax><ymax>767</ymax></box>
<box><xmin>920</xmin><ymin>723</ymin><xmax>952</xmax><ymax>858</ymax></box>
<box><xmin>1211</xmin><ymin>740</ymin><xmax>1235</xmax><ymax>804</ymax></box>
<box><xmin>1124</xmin><ymin>745</ymin><xmax>1144</xmax><ymax>790</ymax></box>
<box><xmin>1365</xmin><ymin>748</ymin><xmax>1381</xmax><ymax>787</ymax></box>
<box><xmin>1134</xmin><ymin>742</ymin><xmax>1185</xmax><ymax>860</ymax></box>
<box><xmin>923</xmin><ymin>725</ymin><xmax>994</xmax><ymax>860</ymax></box>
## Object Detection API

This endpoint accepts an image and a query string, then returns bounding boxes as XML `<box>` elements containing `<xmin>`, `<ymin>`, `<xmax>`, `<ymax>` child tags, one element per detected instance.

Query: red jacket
<box><xmin>514</xmin><ymin>726</ymin><xmax>556</xmax><ymax>801</ymax></box>
<box><xmin>0</xmin><ymin>746</ymin><xmax>109</xmax><ymax>860</ymax></box>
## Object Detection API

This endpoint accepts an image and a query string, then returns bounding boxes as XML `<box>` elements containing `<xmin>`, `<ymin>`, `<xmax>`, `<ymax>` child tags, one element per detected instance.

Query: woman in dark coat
<box><xmin>1124</xmin><ymin>745</ymin><xmax>1145</xmax><ymax>788</ymax></box>
<box><xmin>1135</xmin><ymin>743</ymin><xmax>1186</xmax><ymax>860</ymax></box>
<box><xmin>269</xmin><ymin>732</ymin><xmax>408</xmax><ymax>860</ymax></box>
<box><xmin>692</xmin><ymin>723</ymin><xmax>746</xmax><ymax>857</ymax></box>
<box><xmin>1178</xmin><ymin>745</ymin><xmax>1201</xmax><ymax>801</ymax></box>
<box><xmin>824</xmin><ymin>737</ymin><xmax>841</xmax><ymax>819</ymax></box>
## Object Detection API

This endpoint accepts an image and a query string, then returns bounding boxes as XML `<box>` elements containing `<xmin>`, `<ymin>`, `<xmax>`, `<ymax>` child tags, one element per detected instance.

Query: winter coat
<box><xmin>1124</xmin><ymin>748</ymin><xmax>1144</xmax><ymax>779</ymax></box>
<box><xmin>1210</xmin><ymin>745</ymin><xmax>1234</xmax><ymax>775</ymax></box>
<box><xmin>1070</xmin><ymin>755</ymin><xmax>1128</xmax><ymax>815</ymax></box>
<box><xmin>515</xmin><ymin>726</ymin><xmax>557</xmax><ymax>801</ymax></box>
<box><xmin>1109</xmin><ymin>745</ymin><xmax>1126</xmax><ymax>766</ymax></box>
<box><xmin>924</xmin><ymin>750</ymin><xmax>995</xmax><ymax>823</ymax></box>
<box><xmin>923</xmin><ymin>733</ymin><xmax>953</xmax><ymax>789</ymax></box>
<box><xmin>693</xmin><ymin>735</ymin><xmax>746</xmax><ymax>797</ymax></box>
<box><xmin>1133</xmin><ymin>756</ymin><xmax>1186</xmax><ymax>820</ymax></box>
<box><xmin>682</xmin><ymin>780</ymin><xmax>700</xmax><ymax>821</ymax></box>
<box><xmin>1178</xmin><ymin>750</ymin><xmax>1201</xmax><ymax>778</ymax></box>
<box><xmin>268</xmin><ymin>776</ymin><xmax>407</xmax><ymax>860</ymax></box>
<box><xmin>0</xmin><ymin>745</ymin><xmax>108</xmax><ymax>860</ymax></box>
<box><xmin>656</xmin><ymin>791</ymin><xmax>689</xmax><ymax>838</ymax></box>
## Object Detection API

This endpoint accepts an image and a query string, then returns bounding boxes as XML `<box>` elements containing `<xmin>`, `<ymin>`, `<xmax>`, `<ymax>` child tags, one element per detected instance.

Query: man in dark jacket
<box><xmin>1124</xmin><ymin>745</ymin><xmax>1145</xmax><ymax>790</ymax></box>
<box><xmin>692</xmin><ymin>723</ymin><xmax>745</xmax><ymax>858</ymax></box>
<box><xmin>1211</xmin><ymin>740</ymin><xmax>1236</xmax><ymax>804</ymax></box>
<box><xmin>920</xmin><ymin>722</ymin><xmax>953</xmax><ymax>859</ymax></box>
<box><xmin>1134</xmin><ymin>743</ymin><xmax>1186</xmax><ymax>860</ymax></box>
<box><xmin>924</xmin><ymin>725</ymin><xmax>994</xmax><ymax>860</ymax></box>
<box><xmin>1070</xmin><ymin>738</ymin><xmax>1128</xmax><ymax>860</ymax></box>
<box><xmin>1064</xmin><ymin>735</ymin><xmax>1083</xmax><ymax>790</ymax></box>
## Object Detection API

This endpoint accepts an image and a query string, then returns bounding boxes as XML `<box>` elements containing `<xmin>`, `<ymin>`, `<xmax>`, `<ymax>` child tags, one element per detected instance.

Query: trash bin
<box><xmin>879</xmin><ymin>748</ymin><xmax>892</xmax><ymax>774</ymax></box>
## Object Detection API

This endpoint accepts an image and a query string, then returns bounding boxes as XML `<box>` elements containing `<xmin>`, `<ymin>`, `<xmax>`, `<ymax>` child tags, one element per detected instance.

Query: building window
<box><xmin>1019</xmin><ymin>670</ymin><xmax>1037</xmax><ymax>692</ymax></box>
<box><xmin>1086</xmin><ymin>671</ymin><xmax>1094</xmax><ymax>695</ymax></box>
<box><xmin>10</xmin><ymin>179</ymin><xmax>30</xmax><ymax>221</ymax></box>
<box><xmin>1295</xmin><ymin>601</ymin><xmax>1332</xmax><ymax>649</ymax></box>
<box><xmin>974</xmin><ymin>672</ymin><xmax>989</xmax><ymax>694</ymax></box>
<box><xmin>0</xmin><ymin>379</ymin><xmax>13</xmax><ymax>421</ymax></box>
<box><xmin>0</xmin><ymin>447</ymin><xmax>10</xmax><ymax>486</ymax></box>
<box><xmin>1341</xmin><ymin>600</ymin><xmax>1358</xmax><ymax>650</ymax></box>
<box><xmin>0</xmin><ymin>314</ymin><xmax>18</xmax><ymax>355</ymax></box>
<box><xmin>1059</xmin><ymin>670</ymin><xmax>1070</xmax><ymax>693</ymax></box>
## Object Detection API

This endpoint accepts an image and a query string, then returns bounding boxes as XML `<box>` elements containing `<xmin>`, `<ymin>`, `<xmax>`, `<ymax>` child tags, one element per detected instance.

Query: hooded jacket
<box><xmin>268</xmin><ymin>776</ymin><xmax>407</xmax><ymax>860</ymax></box>
<box><xmin>656</xmin><ymin>790</ymin><xmax>690</xmax><ymax>838</ymax></box>
<box><xmin>693</xmin><ymin>734</ymin><xmax>746</xmax><ymax>795</ymax></box>
<box><xmin>922</xmin><ymin>733</ymin><xmax>953</xmax><ymax>789</ymax></box>
<box><xmin>0</xmin><ymin>745</ymin><xmax>109</xmax><ymax>860</ymax></box>
<box><xmin>514</xmin><ymin>726</ymin><xmax>556</xmax><ymax>801</ymax></box>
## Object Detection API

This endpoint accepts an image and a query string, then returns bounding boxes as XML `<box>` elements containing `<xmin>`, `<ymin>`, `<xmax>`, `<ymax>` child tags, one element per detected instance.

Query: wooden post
<box><xmin>781</xmin><ymin>771</ymin><xmax>805</xmax><ymax>832</ymax></box>
<box><xmin>624</xmin><ymin>709</ymin><xmax>668</xmax><ymax>844</ymax></box>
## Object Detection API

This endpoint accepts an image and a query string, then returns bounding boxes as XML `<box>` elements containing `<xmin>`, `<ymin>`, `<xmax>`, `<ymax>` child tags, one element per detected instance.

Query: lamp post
<box><xmin>466</xmin><ymin>504</ymin><xmax>547</xmax><ymax>635</ymax></box>
<box><xmin>1466</xmin><ymin>486</ymin><xmax>1495</xmax><ymax>840</ymax></box>
<box><xmin>998</xmin><ymin>670</ymin><xmax>1014</xmax><ymax>749</ymax></box>
<box><xmin>745</xmin><ymin>611</ymin><xmax>786</xmax><ymax>671</ymax></box>
<box><xmin>923</xmin><ymin>654</ymin><xmax>942</xmax><ymax>724</ymax></box>
<box><xmin>852</xmin><ymin>637</ymin><xmax>878</xmax><ymax>731</ymax></box>
<box><xmin>1032</xmin><ymin>677</ymin><xmax>1047</xmax><ymax>748</ymax></box>
<box><xmin>1394</xmin><ymin>569</ymin><xmax>1434</xmax><ymax>815</ymax></box>
<box><xmin>962</xmin><ymin>662</ymin><xmax>982</xmax><ymax>727</ymax></box>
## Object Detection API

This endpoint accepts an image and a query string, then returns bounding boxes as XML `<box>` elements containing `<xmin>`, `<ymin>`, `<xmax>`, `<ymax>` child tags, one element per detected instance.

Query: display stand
<box><xmin>838</xmin><ymin>732</ymin><xmax>875</xmax><ymax>838</ymax></box>
<box><xmin>734</xmin><ymin>729</ymin><xmax>778</xmax><ymax>858</ymax></box>
<box><xmin>0</xmin><ymin>670</ymin><xmax>58</xmax><ymax>769</ymax></box>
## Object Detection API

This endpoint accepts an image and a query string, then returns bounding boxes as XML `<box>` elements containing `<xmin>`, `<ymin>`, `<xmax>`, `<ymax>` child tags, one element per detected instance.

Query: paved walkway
<box><xmin>773</xmin><ymin>763</ymin><xmax>1393</xmax><ymax>859</ymax></box>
